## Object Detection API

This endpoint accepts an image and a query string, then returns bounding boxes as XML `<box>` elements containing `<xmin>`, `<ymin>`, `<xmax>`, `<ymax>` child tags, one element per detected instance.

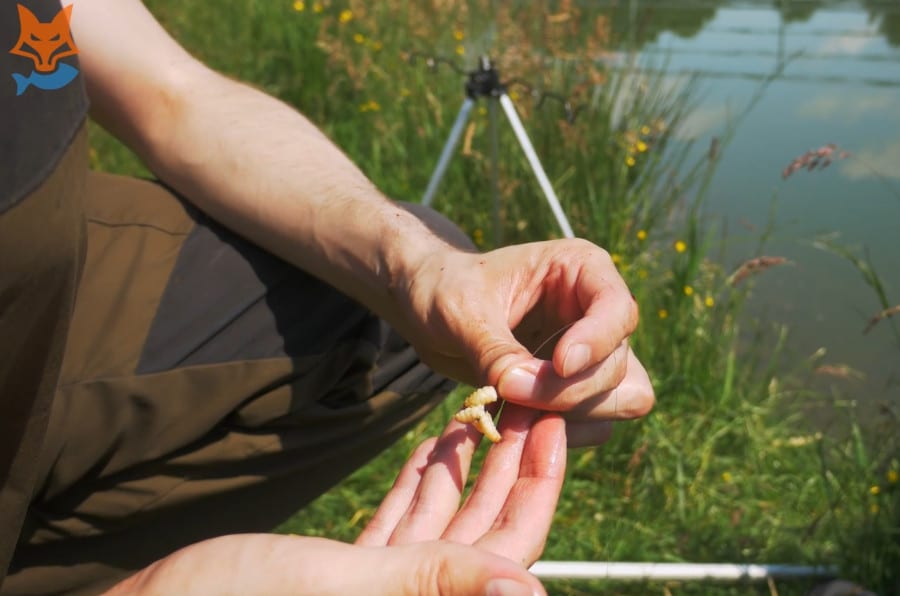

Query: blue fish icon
<box><xmin>12</xmin><ymin>63</ymin><xmax>79</xmax><ymax>96</ymax></box>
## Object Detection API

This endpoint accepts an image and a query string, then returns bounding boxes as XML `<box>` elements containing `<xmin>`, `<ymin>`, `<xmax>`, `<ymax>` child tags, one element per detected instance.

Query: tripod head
<box><xmin>407</xmin><ymin>50</ymin><xmax>583</xmax><ymax>122</ymax></box>
<box><xmin>415</xmin><ymin>51</ymin><xmax>576</xmax><ymax>239</ymax></box>
<box><xmin>465</xmin><ymin>56</ymin><xmax>505</xmax><ymax>99</ymax></box>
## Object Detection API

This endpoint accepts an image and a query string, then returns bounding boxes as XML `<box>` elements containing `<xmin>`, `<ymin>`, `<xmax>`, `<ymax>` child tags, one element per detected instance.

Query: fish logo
<box><xmin>9</xmin><ymin>4</ymin><xmax>79</xmax><ymax>96</ymax></box>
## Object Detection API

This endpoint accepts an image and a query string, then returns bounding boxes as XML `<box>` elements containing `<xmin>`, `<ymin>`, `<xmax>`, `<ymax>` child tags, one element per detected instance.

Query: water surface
<box><xmin>602</xmin><ymin>0</ymin><xmax>900</xmax><ymax>423</ymax></box>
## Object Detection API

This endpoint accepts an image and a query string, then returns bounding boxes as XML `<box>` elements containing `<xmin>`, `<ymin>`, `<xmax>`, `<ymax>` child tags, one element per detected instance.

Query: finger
<box><xmin>500</xmin><ymin>342</ymin><xmax>632</xmax><ymax>413</ymax></box>
<box><xmin>564</xmin><ymin>420</ymin><xmax>614</xmax><ymax>449</ymax></box>
<box><xmin>371</xmin><ymin>542</ymin><xmax>547</xmax><ymax>596</ymax></box>
<box><xmin>552</xmin><ymin>265</ymin><xmax>638</xmax><ymax>378</ymax></box>
<box><xmin>474</xmin><ymin>413</ymin><xmax>567</xmax><ymax>567</ymax></box>
<box><xmin>441</xmin><ymin>405</ymin><xmax>540</xmax><ymax>544</ymax></box>
<box><xmin>356</xmin><ymin>437</ymin><xmax>438</xmax><ymax>546</ymax></box>
<box><xmin>564</xmin><ymin>349</ymin><xmax>654</xmax><ymax>421</ymax></box>
<box><xmin>387</xmin><ymin>419</ymin><xmax>483</xmax><ymax>545</ymax></box>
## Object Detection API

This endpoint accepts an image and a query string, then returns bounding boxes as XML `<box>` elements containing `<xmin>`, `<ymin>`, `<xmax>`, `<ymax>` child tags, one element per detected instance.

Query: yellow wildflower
<box><xmin>637</xmin><ymin>229</ymin><xmax>647</xmax><ymax>241</ymax></box>
<box><xmin>453</xmin><ymin>29</ymin><xmax>465</xmax><ymax>41</ymax></box>
<box><xmin>636</xmin><ymin>140</ymin><xmax>648</xmax><ymax>153</ymax></box>
<box><xmin>888</xmin><ymin>469</ymin><xmax>899</xmax><ymax>484</ymax></box>
<box><xmin>455</xmin><ymin>44</ymin><xmax>465</xmax><ymax>56</ymax></box>
<box><xmin>371</xmin><ymin>40</ymin><xmax>383</xmax><ymax>51</ymax></box>
<box><xmin>353</xmin><ymin>33</ymin><xmax>365</xmax><ymax>44</ymax></box>
<box><xmin>705</xmin><ymin>295</ymin><xmax>715</xmax><ymax>308</ymax></box>
<box><xmin>339</xmin><ymin>9</ymin><xmax>353</xmax><ymax>23</ymax></box>
<box><xmin>658</xmin><ymin>308</ymin><xmax>669</xmax><ymax>319</ymax></box>
<box><xmin>625</xmin><ymin>156</ymin><xmax>636</xmax><ymax>167</ymax></box>
<box><xmin>611</xmin><ymin>253</ymin><xmax>622</xmax><ymax>265</ymax></box>
<box><xmin>683</xmin><ymin>285</ymin><xmax>694</xmax><ymax>297</ymax></box>
<box><xmin>293</xmin><ymin>0</ymin><xmax>305</xmax><ymax>11</ymax></box>
<box><xmin>359</xmin><ymin>100</ymin><xmax>380</xmax><ymax>113</ymax></box>
<box><xmin>674</xmin><ymin>240</ymin><xmax>687</xmax><ymax>253</ymax></box>
<box><xmin>313</xmin><ymin>2</ymin><xmax>323</xmax><ymax>12</ymax></box>
<box><xmin>870</xmin><ymin>485</ymin><xmax>881</xmax><ymax>496</ymax></box>
<box><xmin>722</xmin><ymin>472</ymin><xmax>733</xmax><ymax>483</ymax></box>
<box><xmin>640</xmin><ymin>125</ymin><xmax>651</xmax><ymax>136</ymax></box>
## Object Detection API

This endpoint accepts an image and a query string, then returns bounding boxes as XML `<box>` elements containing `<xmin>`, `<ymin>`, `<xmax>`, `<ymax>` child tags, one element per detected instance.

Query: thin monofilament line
<box><xmin>529</xmin><ymin>321</ymin><xmax>576</xmax><ymax>358</ymax></box>
<box><xmin>528</xmin><ymin>321</ymin><xmax>621</xmax><ymax>416</ymax></box>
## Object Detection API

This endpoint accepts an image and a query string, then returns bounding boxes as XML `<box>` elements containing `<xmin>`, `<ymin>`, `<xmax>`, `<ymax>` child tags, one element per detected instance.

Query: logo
<box><xmin>9</xmin><ymin>4</ymin><xmax>79</xmax><ymax>96</ymax></box>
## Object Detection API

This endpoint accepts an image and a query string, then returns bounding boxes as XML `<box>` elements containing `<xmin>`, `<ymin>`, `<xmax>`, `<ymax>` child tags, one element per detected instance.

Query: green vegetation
<box><xmin>90</xmin><ymin>1</ymin><xmax>898</xmax><ymax>593</ymax></box>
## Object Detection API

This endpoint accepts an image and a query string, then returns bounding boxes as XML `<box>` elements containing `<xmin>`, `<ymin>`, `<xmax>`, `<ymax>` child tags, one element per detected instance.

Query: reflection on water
<box><xmin>595</xmin><ymin>0</ymin><xmax>900</xmax><ymax>50</ymax></box>
<box><xmin>599</xmin><ymin>1</ymin><xmax>899</xmax><ymax>422</ymax></box>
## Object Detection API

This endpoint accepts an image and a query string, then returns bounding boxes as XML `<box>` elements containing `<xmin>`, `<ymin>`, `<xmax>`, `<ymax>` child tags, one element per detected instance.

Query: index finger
<box><xmin>552</xmin><ymin>265</ymin><xmax>638</xmax><ymax>379</ymax></box>
<box><xmin>472</xmin><ymin>412</ymin><xmax>567</xmax><ymax>567</ymax></box>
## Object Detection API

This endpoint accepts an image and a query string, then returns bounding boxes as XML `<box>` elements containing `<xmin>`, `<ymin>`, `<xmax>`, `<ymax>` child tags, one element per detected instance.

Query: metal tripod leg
<box><xmin>421</xmin><ymin>91</ymin><xmax>575</xmax><ymax>241</ymax></box>
<box><xmin>488</xmin><ymin>99</ymin><xmax>502</xmax><ymax>246</ymax></box>
<box><xmin>498</xmin><ymin>92</ymin><xmax>575</xmax><ymax>239</ymax></box>
<box><xmin>422</xmin><ymin>97</ymin><xmax>475</xmax><ymax>207</ymax></box>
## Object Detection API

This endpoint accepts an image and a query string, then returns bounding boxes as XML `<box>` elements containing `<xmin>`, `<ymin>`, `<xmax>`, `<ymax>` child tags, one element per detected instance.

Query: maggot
<box><xmin>462</xmin><ymin>385</ymin><xmax>498</xmax><ymax>408</ymax></box>
<box><xmin>453</xmin><ymin>386</ymin><xmax>502</xmax><ymax>443</ymax></box>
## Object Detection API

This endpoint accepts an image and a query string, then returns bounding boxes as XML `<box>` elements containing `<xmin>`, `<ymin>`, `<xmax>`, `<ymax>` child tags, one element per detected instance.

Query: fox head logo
<box><xmin>10</xmin><ymin>4</ymin><xmax>78</xmax><ymax>72</ymax></box>
<box><xmin>8</xmin><ymin>4</ymin><xmax>80</xmax><ymax>95</ymax></box>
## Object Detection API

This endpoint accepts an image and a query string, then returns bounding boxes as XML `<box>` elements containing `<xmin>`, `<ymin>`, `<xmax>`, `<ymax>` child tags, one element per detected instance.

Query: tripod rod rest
<box><xmin>465</xmin><ymin>55</ymin><xmax>506</xmax><ymax>99</ymax></box>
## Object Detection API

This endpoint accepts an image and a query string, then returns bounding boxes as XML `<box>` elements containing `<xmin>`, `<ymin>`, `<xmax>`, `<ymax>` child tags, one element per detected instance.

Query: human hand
<box><xmin>357</xmin><ymin>404</ymin><xmax>565</xmax><ymax>567</ymax></box>
<box><xmin>105</xmin><ymin>406</ymin><xmax>563</xmax><ymax>596</ymax></box>
<box><xmin>393</xmin><ymin>238</ymin><xmax>654</xmax><ymax>445</ymax></box>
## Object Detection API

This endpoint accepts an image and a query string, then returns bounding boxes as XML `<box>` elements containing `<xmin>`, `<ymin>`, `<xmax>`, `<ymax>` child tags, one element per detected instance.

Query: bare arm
<box><xmin>68</xmin><ymin>0</ymin><xmax>448</xmax><ymax>333</ymax></box>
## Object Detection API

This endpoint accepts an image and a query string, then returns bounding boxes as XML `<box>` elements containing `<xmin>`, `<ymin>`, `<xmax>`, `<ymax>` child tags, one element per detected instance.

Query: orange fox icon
<box><xmin>9</xmin><ymin>4</ymin><xmax>79</xmax><ymax>95</ymax></box>
<box><xmin>10</xmin><ymin>4</ymin><xmax>78</xmax><ymax>72</ymax></box>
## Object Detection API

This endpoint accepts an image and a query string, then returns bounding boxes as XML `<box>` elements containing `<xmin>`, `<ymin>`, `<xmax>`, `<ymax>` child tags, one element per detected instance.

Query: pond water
<box><xmin>601</xmin><ymin>0</ymin><xmax>900</xmax><ymax>424</ymax></box>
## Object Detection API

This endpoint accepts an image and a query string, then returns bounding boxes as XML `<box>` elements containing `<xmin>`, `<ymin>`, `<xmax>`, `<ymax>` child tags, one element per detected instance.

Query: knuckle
<box><xmin>622</xmin><ymin>381</ymin><xmax>655</xmax><ymax>418</ymax></box>
<box><xmin>479</xmin><ymin>341</ymin><xmax>520</xmax><ymax>386</ymax></box>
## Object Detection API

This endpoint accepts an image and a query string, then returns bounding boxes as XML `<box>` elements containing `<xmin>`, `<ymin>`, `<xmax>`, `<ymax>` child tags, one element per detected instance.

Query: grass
<box><xmin>89</xmin><ymin>1</ymin><xmax>898</xmax><ymax>593</ymax></box>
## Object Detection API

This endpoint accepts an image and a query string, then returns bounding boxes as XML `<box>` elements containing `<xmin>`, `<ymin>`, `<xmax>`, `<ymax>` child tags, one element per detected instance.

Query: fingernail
<box><xmin>497</xmin><ymin>367</ymin><xmax>536</xmax><ymax>399</ymax></box>
<box><xmin>485</xmin><ymin>577</ymin><xmax>537</xmax><ymax>596</ymax></box>
<box><xmin>562</xmin><ymin>343</ymin><xmax>591</xmax><ymax>377</ymax></box>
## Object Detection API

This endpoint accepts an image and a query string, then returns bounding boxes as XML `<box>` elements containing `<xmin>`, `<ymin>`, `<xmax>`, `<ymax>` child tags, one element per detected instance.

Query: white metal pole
<box><xmin>529</xmin><ymin>561</ymin><xmax>838</xmax><ymax>581</ymax></box>
<box><xmin>422</xmin><ymin>97</ymin><xmax>475</xmax><ymax>207</ymax></box>
<box><xmin>498</xmin><ymin>92</ymin><xmax>575</xmax><ymax>239</ymax></box>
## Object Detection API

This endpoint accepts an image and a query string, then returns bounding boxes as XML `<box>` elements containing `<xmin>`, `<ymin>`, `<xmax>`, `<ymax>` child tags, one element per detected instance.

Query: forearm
<box><xmin>70</xmin><ymin>0</ymin><xmax>451</xmax><ymax>324</ymax></box>
<box><xmin>136</xmin><ymin>69</ymin><xmax>450</xmax><ymax>321</ymax></box>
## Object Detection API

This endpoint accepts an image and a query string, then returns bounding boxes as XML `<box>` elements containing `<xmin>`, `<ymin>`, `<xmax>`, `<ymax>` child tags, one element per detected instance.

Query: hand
<box><xmin>357</xmin><ymin>404</ymin><xmax>565</xmax><ymax>568</ymax></box>
<box><xmin>105</xmin><ymin>406</ymin><xmax>564</xmax><ymax>596</ymax></box>
<box><xmin>395</xmin><ymin>238</ymin><xmax>654</xmax><ymax>445</ymax></box>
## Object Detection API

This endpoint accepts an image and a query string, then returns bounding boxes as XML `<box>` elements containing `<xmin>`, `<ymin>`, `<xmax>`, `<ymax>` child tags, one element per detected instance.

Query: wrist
<box><xmin>378</xmin><ymin>206</ymin><xmax>455</xmax><ymax>295</ymax></box>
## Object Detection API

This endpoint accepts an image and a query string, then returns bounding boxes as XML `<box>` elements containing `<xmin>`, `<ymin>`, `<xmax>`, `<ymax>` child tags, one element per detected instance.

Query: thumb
<box><xmin>112</xmin><ymin>535</ymin><xmax>545</xmax><ymax>596</ymax></box>
<box><xmin>472</xmin><ymin>323</ymin><xmax>543</xmax><ymax>402</ymax></box>
<box><xmin>375</xmin><ymin>542</ymin><xmax>546</xmax><ymax>596</ymax></box>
